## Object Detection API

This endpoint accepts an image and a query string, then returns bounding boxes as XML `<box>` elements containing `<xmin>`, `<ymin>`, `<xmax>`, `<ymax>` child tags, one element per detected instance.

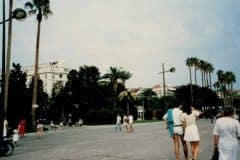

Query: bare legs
<box><xmin>173</xmin><ymin>135</ymin><xmax>180</xmax><ymax>160</ymax></box>
<box><xmin>172</xmin><ymin>134</ymin><xmax>188</xmax><ymax>160</ymax></box>
<box><xmin>180</xmin><ymin>135</ymin><xmax>188</xmax><ymax>160</ymax></box>
<box><xmin>190</xmin><ymin>141</ymin><xmax>200</xmax><ymax>160</ymax></box>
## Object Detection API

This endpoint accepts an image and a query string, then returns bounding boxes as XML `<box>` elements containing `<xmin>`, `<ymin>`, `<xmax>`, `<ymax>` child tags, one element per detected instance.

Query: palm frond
<box><xmin>43</xmin><ymin>6</ymin><xmax>53</xmax><ymax>18</ymax></box>
<box><xmin>25</xmin><ymin>2</ymin><xmax>34</xmax><ymax>10</ymax></box>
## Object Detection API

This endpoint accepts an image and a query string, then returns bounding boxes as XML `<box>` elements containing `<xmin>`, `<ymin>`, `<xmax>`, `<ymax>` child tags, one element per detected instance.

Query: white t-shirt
<box><xmin>163</xmin><ymin>108</ymin><xmax>183</xmax><ymax>125</ymax></box>
<box><xmin>128</xmin><ymin>115</ymin><xmax>133</xmax><ymax>124</ymax></box>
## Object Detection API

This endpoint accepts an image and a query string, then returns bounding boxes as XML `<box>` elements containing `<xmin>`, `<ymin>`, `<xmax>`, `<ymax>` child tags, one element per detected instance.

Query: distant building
<box><xmin>23</xmin><ymin>61</ymin><xmax>70</xmax><ymax>96</ymax></box>
<box><xmin>130</xmin><ymin>84</ymin><xmax>176</xmax><ymax>121</ymax></box>
<box><xmin>129</xmin><ymin>84</ymin><xmax>176</xmax><ymax>98</ymax></box>
<box><xmin>152</xmin><ymin>84</ymin><xmax>176</xmax><ymax>97</ymax></box>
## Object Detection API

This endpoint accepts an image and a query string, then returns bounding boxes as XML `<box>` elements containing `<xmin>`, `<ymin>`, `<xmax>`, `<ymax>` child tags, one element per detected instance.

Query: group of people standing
<box><xmin>115</xmin><ymin>114</ymin><xmax>134</xmax><ymax>133</ymax></box>
<box><xmin>163</xmin><ymin>105</ymin><xmax>240</xmax><ymax>160</ymax></box>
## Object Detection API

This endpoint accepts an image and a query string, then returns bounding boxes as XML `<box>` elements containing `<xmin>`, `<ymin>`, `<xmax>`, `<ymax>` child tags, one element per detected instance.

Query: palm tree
<box><xmin>205</xmin><ymin>62</ymin><xmax>211</xmax><ymax>87</ymax></box>
<box><xmin>139</xmin><ymin>88</ymin><xmax>158</xmax><ymax>118</ymax></box>
<box><xmin>199</xmin><ymin>60</ymin><xmax>205</xmax><ymax>87</ymax></box>
<box><xmin>192</xmin><ymin>57</ymin><xmax>199</xmax><ymax>85</ymax></box>
<box><xmin>208</xmin><ymin>63</ymin><xmax>214</xmax><ymax>88</ymax></box>
<box><xmin>225</xmin><ymin>71</ymin><xmax>236</xmax><ymax>106</ymax></box>
<box><xmin>225</xmin><ymin>71</ymin><xmax>236</xmax><ymax>91</ymax></box>
<box><xmin>25</xmin><ymin>0</ymin><xmax>52</xmax><ymax>126</ymax></box>
<box><xmin>102</xmin><ymin>67</ymin><xmax>122</xmax><ymax>109</ymax></box>
<box><xmin>186</xmin><ymin>57</ymin><xmax>194</xmax><ymax>85</ymax></box>
<box><xmin>214</xmin><ymin>70</ymin><xmax>236</xmax><ymax>107</ymax></box>
<box><xmin>215</xmin><ymin>70</ymin><xmax>225</xmax><ymax>99</ymax></box>
<box><xmin>119</xmin><ymin>70</ymin><xmax>132</xmax><ymax>87</ymax></box>
<box><xmin>119</xmin><ymin>90</ymin><xmax>136</xmax><ymax>115</ymax></box>
<box><xmin>186</xmin><ymin>57</ymin><xmax>194</xmax><ymax>104</ymax></box>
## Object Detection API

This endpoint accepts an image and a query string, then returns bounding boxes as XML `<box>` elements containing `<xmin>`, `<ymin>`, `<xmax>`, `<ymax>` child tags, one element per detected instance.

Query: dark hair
<box><xmin>183</xmin><ymin>104</ymin><xmax>192</xmax><ymax>115</ymax></box>
<box><xmin>223</xmin><ymin>107</ymin><xmax>234</xmax><ymax>116</ymax></box>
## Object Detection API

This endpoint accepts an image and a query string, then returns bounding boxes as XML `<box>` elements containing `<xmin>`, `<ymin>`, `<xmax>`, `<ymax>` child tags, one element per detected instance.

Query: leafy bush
<box><xmin>85</xmin><ymin>108</ymin><xmax>114</xmax><ymax>124</ymax></box>
<box><xmin>155</xmin><ymin>109</ymin><xmax>165</xmax><ymax>120</ymax></box>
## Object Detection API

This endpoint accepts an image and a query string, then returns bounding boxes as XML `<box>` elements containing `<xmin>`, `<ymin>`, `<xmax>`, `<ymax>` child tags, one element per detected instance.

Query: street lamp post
<box><xmin>0</xmin><ymin>8</ymin><xmax>26</xmax><ymax>24</ymax></box>
<box><xmin>0</xmin><ymin>5</ymin><xmax>26</xmax><ymax>136</ymax></box>
<box><xmin>0</xmin><ymin>0</ymin><xmax>6</xmax><ymax>137</ymax></box>
<box><xmin>159</xmin><ymin>62</ymin><xmax>175</xmax><ymax>111</ymax></box>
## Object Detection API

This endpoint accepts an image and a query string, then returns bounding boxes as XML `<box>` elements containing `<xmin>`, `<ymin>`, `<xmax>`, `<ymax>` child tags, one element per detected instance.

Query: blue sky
<box><xmin>1</xmin><ymin>0</ymin><xmax>240</xmax><ymax>89</ymax></box>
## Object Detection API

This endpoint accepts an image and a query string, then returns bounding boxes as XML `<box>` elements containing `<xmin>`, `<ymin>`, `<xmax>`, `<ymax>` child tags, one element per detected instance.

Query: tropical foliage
<box><xmin>1</xmin><ymin>60</ymin><xmax>239</xmax><ymax>129</ymax></box>
<box><xmin>213</xmin><ymin>70</ymin><xmax>236</xmax><ymax>106</ymax></box>
<box><xmin>119</xmin><ymin>90</ymin><xmax>136</xmax><ymax>115</ymax></box>
<box><xmin>2</xmin><ymin>63</ymin><xmax>48</xmax><ymax>131</ymax></box>
<box><xmin>186</xmin><ymin>57</ymin><xmax>214</xmax><ymax>88</ymax></box>
<box><xmin>102</xmin><ymin>67</ymin><xmax>132</xmax><ymax>110</ymax></box>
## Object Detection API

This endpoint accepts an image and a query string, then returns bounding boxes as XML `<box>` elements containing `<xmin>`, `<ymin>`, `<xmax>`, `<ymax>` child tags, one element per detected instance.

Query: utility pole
<box><xmin>159</xmin><ymin>62</ymin><xmax>175</xmax><ymax>112</ymax></box>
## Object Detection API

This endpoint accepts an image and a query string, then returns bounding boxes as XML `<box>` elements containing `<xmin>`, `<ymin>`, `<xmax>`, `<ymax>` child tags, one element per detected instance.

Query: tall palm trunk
<box><xmin>194</xmin><ymin>67</ymin><xmax>197</xmax><ymax>85</ymax></box>
<box><xmin>231</xmin><ymin>82</ymin><xmax>234</xmax><ymax>106</ymax></box>
<box><xmin>204</xmin><ymin>72</ymin><xmax>207</xmax><ymax>87</ymax></box>
<box><xmin>113</xmin><ymin>80</ymin><xmax>117</xmax><ymax>110</ymax></box>
<box><xmin>206</xmin><ymin>72</ymin><xmax>209</xmax><ymax>87</ymax></box>
<box><xmin>32</xmin><ymin>18</ymin><xmax>42</xmax><ymax>127</ymax></box>
<box><xmin>209</xmin><ymin>72</ymin><xmax>212</xmax><ymax>88</ymax></box>
<box><xmin>189</xmin><ymin>67</ymin><xmax>193</xmax><ymax>105</ymax></box>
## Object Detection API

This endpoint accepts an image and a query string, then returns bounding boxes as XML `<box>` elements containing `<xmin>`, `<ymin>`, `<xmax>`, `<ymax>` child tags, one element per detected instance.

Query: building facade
<box><xmin>152</xmin><ymin>84</ymin><xmax>176</xmax><ymax>97</ymax></box>
<box><xmin>23</xmin><ymin>61</ymin><xmax>70</xmax><ymax>96</ymax></box>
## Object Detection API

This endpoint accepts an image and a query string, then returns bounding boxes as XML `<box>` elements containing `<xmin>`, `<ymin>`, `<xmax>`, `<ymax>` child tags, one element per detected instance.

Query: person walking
<box><xmin>181</xmin><ymin>105</ymin><xmax>202</xmax><ymax>160</ymax></box>
<box><xmin>13</xmin><ymin>129</ymin><xmax>19</xmax><ymax>145</ymax></box>
<box><xmin>122</xmin><ymin>114</ymin><xmax>129</xmax><ymax>133</ymax></box>
<box><xmin>213</xmin><ymin>106</ymin><xmax>240</xmax><ymax>160</ymax></box>
<box><xmin>163</xmin><ymin>105</ymin><xmax>188</xmax><ymax>160</ymax></box>
<box><xmin>115</xmin><ymin>114</ymin><xmax>122</xmax><ymax>132</ymax></box>
<box><xmin>18</xmin><ymin>118</ymin><xmax>26</xmax><ymax>138</ymax></box>
<box><xmin>36</xmin><ymin>119</ymin><xmax>44</xmax><ymax>139</ymax></box>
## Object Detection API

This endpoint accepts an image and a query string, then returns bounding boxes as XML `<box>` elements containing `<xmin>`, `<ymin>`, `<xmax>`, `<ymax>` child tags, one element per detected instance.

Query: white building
<box><xmin>23</xmin><ymin>61</ymin><xmax>70</xmax><ymax>96</ymax></box>
<box><xmin>152</xmin><ymin>84</ymin><xmax>176</xmax><ymax>97</ymax></box>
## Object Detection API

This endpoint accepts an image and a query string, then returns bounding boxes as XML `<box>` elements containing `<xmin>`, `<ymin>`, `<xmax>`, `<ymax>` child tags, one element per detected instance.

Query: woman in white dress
<box><xmin>213</xmin><ymin>107</ymin><xmax>240</xmax><ymax>160</ymax></box>
<box><xmin>181</xmin><ymin>105</ymin><xmax>202</xmax><ymax>160</ymax></box>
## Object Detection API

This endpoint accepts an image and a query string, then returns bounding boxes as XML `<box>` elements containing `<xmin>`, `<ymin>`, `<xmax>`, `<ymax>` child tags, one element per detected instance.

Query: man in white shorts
<box><xmin>163</xmin><ymin>105</ymin><xmax>188</xmax><ymax>160</ymax></box>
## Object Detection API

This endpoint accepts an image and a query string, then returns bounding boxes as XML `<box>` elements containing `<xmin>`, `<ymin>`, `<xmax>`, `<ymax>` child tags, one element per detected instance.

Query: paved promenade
<box><xmin>2</xmin><ymin>119</ymin><xmax>239</xmax><ymax>160</ymax></box>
